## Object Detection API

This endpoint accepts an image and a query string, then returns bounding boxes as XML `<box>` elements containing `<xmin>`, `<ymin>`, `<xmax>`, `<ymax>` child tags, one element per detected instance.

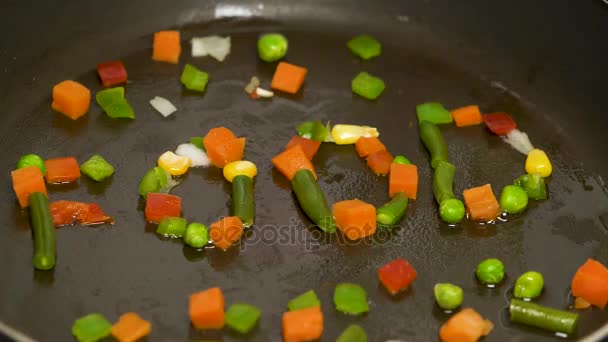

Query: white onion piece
<box><xmin>255</xmin><ymin>87</ymin><xmax>274</xmax><ymax>98</ymax></box>
<box><xmin>175</xmin><ymin>144</ymin><xmax>210</xmax><ymax>167</ymax></box>
<box><xmin>501</xmin><ymin>129</ymin><xmax>534</xmax><ymax>155</ymax></box>
<box><xmin>149</xmin><ymin>96</ymin><xmax>177</xmax><ymax>117</ymax></box>
<box><xmin>191</xmin><ymin>36</ymin><xmax>231</xmax><ymax>62</ymax></box>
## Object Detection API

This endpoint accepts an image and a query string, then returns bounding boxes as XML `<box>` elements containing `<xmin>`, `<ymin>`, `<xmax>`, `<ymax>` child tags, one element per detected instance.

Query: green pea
<box><xmin>500</xmin><ymin>185</ymin><xmax>528</xmax><ymax>214</ymax></box>
<box><xmin>439</xmin><ymin>198</ymin><xmax>465</xmax><ymax>224</ymax></box>
<box><xmin>476</xmin><ymin>258</ymin><xmax>505</xmax><ymax>285</ymax></box>
<box><xmin>514</xmin><ymin>271</ymin><xmax>544</xmax><ymax>299</ymax></box>
<box><xmin>434</xmin><ymin>283</ymin><xmax>464</xmax><ymax>310</ymax></box>
<box><xmin>17</xmin><ymin>154</ymin><xmax>46</xmax><ymax>175</ymax></box>
<box><xmin>392</xmin><ymin>155</ymin><xmax>411</xmax><ymax>165</ymax></box>
<box><xmin>184</xmin><ymin>223</ymin><xmax>209</xmax><ymax>248</ymax></box>
<box><xmin>138</xmin><ymin>167</ymin><xmax>171</xmax><ymax>198</ymax></box>
<box><xmin>257</xmin><ymin>33</ymin><xmax>288</xmax><ymax>62</ymax></box>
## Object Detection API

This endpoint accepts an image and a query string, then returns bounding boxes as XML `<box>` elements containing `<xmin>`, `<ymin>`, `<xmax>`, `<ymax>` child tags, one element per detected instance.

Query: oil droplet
<box><xmin>487</xmin><ymin>284</ymin><xmax>496</xmax><ymax>288</ymax></box>
<box><xmin>555</xmin><ymin>332</ymin><xmax>568</xmax><ymax>338</ymax></box>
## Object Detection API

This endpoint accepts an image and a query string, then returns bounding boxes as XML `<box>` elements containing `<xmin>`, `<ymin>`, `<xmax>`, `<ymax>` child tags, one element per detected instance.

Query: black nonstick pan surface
<box><xmin>1</xmin><ymin>0</ymin><xmax>607</xmax><ymax>341</ymax></box>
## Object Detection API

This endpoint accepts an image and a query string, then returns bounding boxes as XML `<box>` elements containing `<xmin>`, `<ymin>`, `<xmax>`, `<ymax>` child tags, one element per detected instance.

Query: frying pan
<box><xmin>1</xmin><ymin>0</ymin><xmax>607</xmax><ymax>340</ymax></box>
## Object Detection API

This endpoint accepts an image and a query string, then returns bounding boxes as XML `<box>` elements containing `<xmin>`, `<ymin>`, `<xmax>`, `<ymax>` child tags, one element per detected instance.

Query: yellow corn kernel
<box><xmin>330</xmin><ymin>124</ymin><xmax>379</xmax><ymax>145</ymax></box>
<box><xmin>223</xmin><ymin>160</ymin><xmax>257</xmax><ymax>182</ymax></box>
<box><xmin>158</xmin><ymin>151</ymin><xmax>191</xmax><ymax>176</ymax></box>
<box><xmin>525</xmin><ymin>148</ymin><xmax>552</xmax><ymax>178</ymax></box>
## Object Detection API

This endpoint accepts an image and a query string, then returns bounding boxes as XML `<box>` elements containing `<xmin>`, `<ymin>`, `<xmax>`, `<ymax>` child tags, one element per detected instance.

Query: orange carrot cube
<box><xmin>111</xmin><ymin>312</ymin><xmax>151</xmax><ymax>342</ymax></box>
<box><xmin>366</xmin><ymin>150</ymin><xmax>393</xmax><ymax>175</ymax></box>
<box><xmin>152</xmin><ymin>30</ymin><xmax>181</xmax><ymax>64</ymax></box>
<box><xmin>463</xmin><ymin>184</ymin><xmax>500</xmax><ymax>221</ymax></box>
<box><xmin>189</xmin><ymin>287</ymin><xmax>225</xmax><ymax>329</ymax></box>
<box><xmin>51</xmin><ymin>80</ymin><xmax>91</xmax><ymax>120</ymax></box>
<box><xmin>282</xmin><ymin>306</ymin><xmax>323</xmax><ymax>342</ymax></box>
<box><xmin>451</xmin><ymin>105</ymin><xmax>483</xmax><ymax>127</ymax></box>
<box><xmin>439</xmin><ymin>308</ymin><xmax>493</xmax><ymax>342</ymax></box>
<box><xmin>271</xmin><ymin>145</ymin><xmax>317</xmax><ymax>181</ymax></box>
<box><xmin>355</xmin><ymin>137</ymin><xmax>386</xmax><ymax>157</ymax></box>
<box><xmin>44</xmin><ymin>157</ymin><xmax>81</xmax><ymax>184</ymax></box>
<box><xmin>203</xmin><ymin>127</ymin><xmax>245</xmax><ymax>168</ymax></box>
<box><xmin>389</xmin><ymin>163</ymin><xmax>418</xmax><ymax>199</ymax></box>
<box><xmin>271</xmin><ymin>62</ymin><xmax>308</xmax><ymax>94</ymax></box>
<box><xmin>209</xmin><ymin>216</ymin><xmax>243</xmax><ymax>251</ymax></box>
<box><xmin>11</xmin><ymin>166</ymin><xmax>47</xmax><ymax>208</ymax></box>
<box><xmin>332</xmin><ymin>199</ymin><xmax>377</xmax><ymax>240</ymax></box>
<box><xmin>571</xmin><ymin>258</ymin><xmax>608</xmax><ymax>309</ymax></box>
<box><xmin>285</xmin><ymin>136</ymin><xmax>321</xmax><ymax>160</ymax></box>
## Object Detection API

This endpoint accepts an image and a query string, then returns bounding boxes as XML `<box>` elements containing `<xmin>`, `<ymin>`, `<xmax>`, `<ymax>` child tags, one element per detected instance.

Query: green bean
<box><xmin>476</xmin><ymin>258</ymin><xmax>505</xmax><ymax>285</ymax></box>
<box><xmin>376</xmin><ymin>192</ymin><xmax>408</xmax><ymax>226</ymax></box>
<box><xmin>17</xmin><ymin>154</ymin><xmax>46</xmax><ymax>175</ymax></box>
<box><xmin>433</xmin><ymin>161</ymin><xmax>456</xmax><ymax>204</ymax></box>
<box><xmin>232</xmin><ymin>175</ymin><xmax>255</xmax><ymax>227</ymax></box>
<box><xmin>510</xmin><ymin>299</ymin><xmax>578</xmax><ymax>334</ymax></box>
<box><xmin>514</xmin><ymin>173</ymin><xmax>546</xmax><ymax>200</ymax></box>
<box><xmin>514</xmin><ymin>271</ymin><xmax>544</xmax><ymax>299</ymax></box>
<box><xmin>419</xmin><ymin>120</ymin><xmax>449</xmax><ymax>168</ymax></box>
<box><xmin>434</xmin><ymin>283</ymin><xmax>464</xmax><ymax>310</ymax></box>
<box><xmin>500</xmin><ymin>185</ymin><xmax>528</xmax><ymax>214</ymax></box>
<box><xmin>257</xmin><ymin>33</ymin><xmax>288</xmax><ymax>62</ymax></box>
<box><xmin>156</xmin><ymin>217</ymin><xmax>188</xmax><ymax>238</ymax></box>
<box><xmin>29</xmin><ymin>192</ymin><xmax>56</xmax><ymax>270</ymax></box>
<box><xmin>291</xmin><ymin>169</ymin><xmax>336</xmax><ymax>233</ymax></box>
<box><xmin>184</xmin><ymin>223</ymin><xmax>209</xmax><ymax>248</ymax></box>
<box><xmin>392</xmin><ymin>155</ymin><xmax>411</xmax><ymax>165</ymax></box>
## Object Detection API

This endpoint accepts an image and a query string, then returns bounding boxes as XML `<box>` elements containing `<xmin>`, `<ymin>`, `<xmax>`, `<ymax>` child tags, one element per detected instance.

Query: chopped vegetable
<box><xmin>209</xmin><ymin>216</ymin><xmax>243</xmax><ymax>250</ymax></box>
<box><xmin>16</xmin><ymin>154</ymin><xmax>46</xmax><ymax>175</ymax></box>
<box><xmin>96</xmin><ymin>87</ymin><xmax>135</xmax><ymax>119</ymax></box>
<box><xmin>366</xmin><ymin>150</ymin><xmax>393</xmax><ymax>175</ymax></box>
<box><xmin>258</xmin><ymin>33</ymin><xmax>288</xmax><ymax>62</ymax></box>
<box><xmin>231</xmin><ymin>175</ymin><xmax>255</xmax><ymax>227</ymax></box>
<box><xmin>514</xmin><ymin>173</ymin><xmax>547</xmax><ymax>200</ymax></box>
<box><xmin>203</xmin><ymin>127</ymin><xmax>246</xmax><ymax>168</ymax></box>
<box><xmin>462</xmin><ymin>184</ymin><xmax>500</xmax><ymax>221</ymax></box>
<box><xmin>175</xmin><ymin>143</ymin><xmax>209</xmax><ymax>167</ymax></box>
<box><xmin>514</xmin><ymin>271</ymin><xmax>544</xmax><ymax>299</ymax></box>
<box><xmin>111</xmin><ymin>312</ymin><xmax>151</xmax><ymax>342</ymax></box>
<box><xmin>96</xmin><ymin>60</ymin><xmax>127</xmax><ymax>87</ymax></box>
<box><xmin>271</xmin><ymin>61</ymin><xmax>308</xmax><ymax>94</ymax></box>
<box><xmin>157</xmin><ymin>217</ymin><xmax>188</xmax><ymax>238</ymax></box>
<box><xmin>157</xmin><ymin>151</ymin><xmax>191</xmax><ymax>176</ymax></box>
<box><xmin>416</xmin><ymin>102</ymin><xmax>453</xmax><ymax>125</ymax></box>
<box><xmin>337</xmin><ymin>324</ymin><xmax>367</xmax><ymax>342</ymax></box>
<box><xmin>152</xmin><ymin>30</ymin><xmax>181</xmax><ymax>63</ymax></box>
<box><xmin>392</xmin><ymin>155</ymin><xmax>411</xmax><ymax>165</ymax></box>
<box><xmin>138</xmin><ymin>167</ymin><xmax>172</xmax><ymax>198</ymax></box>
<box><xmin>510</xmin><ymin>299</ymin><xmax>578</xmax><ymax>334</ymax></box>
<box><xmin>439</xmin><ymin>308</ymin><xmax>493</xmax><ymax>342</ymax></box>
<box><xmin>433</xmin><ymin>161</ymin><xmax>456</xmax><ymax>204</ymax></box>
<box><xmin>50</xmin><ymin>201</ymin><xmax>113</xmax><ymax>226</ymax></box>
<box><xmin>11</xmin><ymin>166</ymin><xmax>47</xmax><ymax>208</ymax></box>
<box><xmin>483</xmin><ymin>112</ymin><xmax>516</xmax><ymax>136</ymax></box>
<box><xmin>574</xmin><ymin>297</ymin><xmax>592</xmax><ymax>310</ymax></box>
<box><xmin>80</xmin><ymin>154</ymin><xmax>115</xmax><ymax>182</ymax></box>
<box><xmin>476</xmin><ymin>258</ymin><xmax>505</xmax><ymax>285</ymax></box>
<box><xmin>272</xmin><ymin>145</ymin><xmax>317</xmax><ymax>180</ymax></box>
<box><xmin>376</xmin><ymin>192</ymin><xmax>408</xmax><ymax>226</ymax></box>
<box><xmin>149</xmin><ymin>96</ymin><xmax>177</xmax><ymax>117</ymax></box>
<box><xmin>190</xmin><ymin>137</ymin><xmax>205</xmax><ymax>150</ymax></box>
<box><xmin>451</xmin><ymin>105</ymin><xmax>483</xmax><ymax>127</ymax></box>
<box><xmin>285</xmin><ymin>136</ymin><xmax>321</xmax><ymax>160</ymax></box>
<box><xmin>437</xmin><ymin>200</ymin><xmax>465</xmax><ymax>227</ymax></box>
<box><xmin>29</xmin><ymin>192</ymin><xmax>56</xmax><ymax>270</ymax></box>
<box><xmin>333</xmin><ymin>199</ymin><xmax>376</xmax><ymax>240</ymax></box>
<box><xmin>347</xmin><ymin>34</ymin><xmax>381</xmax><ymax>60</ymax></box>
<box><xmin>282</xmin><ymin>306</ymin><xmax>323</xmax><ymax>342</ymax></box>
<box><xmin>419</xmin><ymin>121</ymin><xmax>449</xmax><ymax>168</ymax></box>
<box><xmin>223</xmin><ymin>160</ymin><xmax>258</xmax><ymax>182</ymax></box>
<box><xmin>180</xmin><ymin>64</ymin><xmax>209</xmax><ymax>92</ymax></box>
<box><xmin>525</xmin><ymin>149</ymin><xmax>552</xmax><ymax>178</ymax></box>
<box><xmin>291</xmin><ymin>169</ymin><xmax>336</xmax><ymax>233</ymax></box>
<box><xmin>191</xmin><ymin>36</ymin><xmax>231</xmax><ymax>61</ymax></box>
<box><xmin>225</xmin><ymin>304</ymin><xmax>261</xmax><ymax>334</ymax></box>
<box><xmin>44</xmin><ymin>157</ymin><xmax>81</xmax><ymax>184</ymax></box>
<box><xmin>389</xmin><ymin>163</ymin><xmax>418</xmax><ymax>199</ymax></box>
<box><xmin>244</xmin><ymin>76</ymin><xmax>260</xmax><ymax>94</ymax></box>
<box><xmin>144</xmin><ymin>193</ymin><xmax>181</xmax><ymax>223</ymax></box>
<box><xmin>51</xmin><ymin>80</ymin><xmax>91</xmax><ymax>120</ymax></box>
<box><xmin>288</xmin><ymin>290</ymin><xmax>321</xmax><ymax>311</ymax></box>
<box><xmin>351</xmin><ymin>72</ymin><xmax>385</xmax><ymax>100</ymax></box>
<box><xmin>499</xmin><ymin>185</ymin><xmax>528</xmax><ymax>214</ymax></box>
<box><xmin>502</xmin><ymin>129</ymin><xmax>534</xmax><ymax>155</ymax></box>
<box><xmin>434</xmin><ymin>283</ymin><xmax>464</xmax><ymax>310</ymax></box>
<box><xmin>189</xmin><ymin>287</ymin><xmax>225</xmax><ymax>329</ymax></box>
<box><xmin>255</xmin><ymin>87</ymin><xmax>274</xmax><ymax>98</ymax></box>
<box><xmin>571</xmin><ymin>258</ymin><xmax>608</xmax><ymax>309</ymax></box>
<box><xmin>331</xmin><ymin>124</ymin><xmax>379</xmax><ymax>145</ymax></box>
<box><xmin>184</xmin><ymin>223</ymin><xmax>209</xmax><ymax>248</ymax></box>
<box><xmin>296</xmin><ymin>121</ymin><xmax>330</xmax><ymax>142</ymax></box>
<box><xmin>377</xmin><ymin>258</ymin><xmax>417</xmax><ymax>295</ymax></box>
<box><xmin>334</xmin><ymin>283</ymin><xmax>369</xmax><ymax>315</ymax></box>
<box><xmin>72</xmin><ymin>313</ymin><xmax>112</xmax><ymax>342</ymax></box>
<box><xmin>355</xmin><ymin>137</ymin><xmax>386</xmax><ymax>157</ymax></box>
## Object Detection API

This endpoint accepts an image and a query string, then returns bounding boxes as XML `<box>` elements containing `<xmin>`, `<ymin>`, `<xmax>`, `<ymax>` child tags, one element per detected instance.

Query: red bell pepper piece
<box><xmin>97</xmin><ymin>61</ymin><xmax>128</xmax><ymax>87</ymax></box>
<box><xmin>50</xmin><ymin>201</ymin><xmax>113</xmax><ymax>226</ymax></box>
<box><xmin>483</xmin><ymin>112</ymin><xmax>517</xmax><ymax>136</ymax></box>
<box><xmin>144</xmin><ymin>193</ymin><xmax>181</xmax><ymax>223</ymax></box>
<box><xmin>378</xmin><ymin>258</ymin><xmax>417</xmax><ymax>295</ymax></box>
